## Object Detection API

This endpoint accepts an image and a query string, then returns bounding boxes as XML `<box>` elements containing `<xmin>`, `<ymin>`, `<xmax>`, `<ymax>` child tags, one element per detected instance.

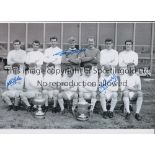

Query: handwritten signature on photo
<box><xmin>53</xmin><ymin>48</ymin><xmax>86</xmax><ymax>56</ymax></box>
<box><xmin>7</xmin><ymin>76</ymin><xmax>22</xmax><ymax>87</ymax></box>
<box><xmin>99</xmin><ymin>74</ymin><xmax>118</xmax><ymax>93</ymax></box>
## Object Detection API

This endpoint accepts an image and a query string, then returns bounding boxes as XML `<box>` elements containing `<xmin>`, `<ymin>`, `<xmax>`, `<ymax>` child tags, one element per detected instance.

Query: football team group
<box><xmin>1</xmin><ymin>36</ymin><xmax>143</xmax><ymax>121</ymax></box>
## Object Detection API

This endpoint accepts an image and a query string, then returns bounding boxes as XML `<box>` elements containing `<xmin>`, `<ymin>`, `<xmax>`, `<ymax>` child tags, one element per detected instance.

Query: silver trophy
<box><xmin>74</xmin><ymin>100</ymin><xmax>91</xmax><ymax>121</ymax></box>
<box><xmin>33</xmin><ymin>92</ymin><xmax>46</xmax><ymax>119</ymax></box>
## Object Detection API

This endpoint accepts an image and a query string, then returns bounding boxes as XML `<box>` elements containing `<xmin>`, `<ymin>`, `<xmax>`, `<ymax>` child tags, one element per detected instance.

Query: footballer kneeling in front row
<box><xmin>79</xmin><ymin>64</ymin><xmax>98</xmax><ymax>113</ymax></box>
<box><xmin>42</xmin><ymin>63</ymin><xmax>61</xmax><ymax>112</ymax></box>
<box><xmin>99</xmin><ymin>65</ymin><xmax>118</xmax><ymax>119</ymax></box>
<box><xmin>120</xmin><ymin>63</ymin><xmax>143</xmax><ymax>121</ymax></box>
<box><xmin>58</xmin><ymin>65</ymin><xmax>78</xmax><ymax>114</ymax></box>
<box><xmin>20</xmin><ymin>64</ymin><xmax>43</xmax><ymax>112</ymax></box>
<box><xmin>2</xmin><ymin>63</ymin><xmax>24</xmax><ymax>111</ymax></box>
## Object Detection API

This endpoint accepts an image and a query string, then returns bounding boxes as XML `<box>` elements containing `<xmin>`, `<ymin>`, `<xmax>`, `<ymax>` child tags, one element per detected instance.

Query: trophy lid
<box><xmin>78</xmin><ymin>99</ymin><xmax>89</xmax><ymax>105</ymax></box>
<box><xmin>33</xmin><ymin>93</ymin><xmax>46</xmax><ymax>105</ymax></box>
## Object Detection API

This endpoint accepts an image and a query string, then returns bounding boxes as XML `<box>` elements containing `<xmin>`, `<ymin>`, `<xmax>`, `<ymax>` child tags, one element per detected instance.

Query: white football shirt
<box><xmin>119</xmin><ymin>50</ymin><xmax>138</xmax><ymax>68</ymax></box>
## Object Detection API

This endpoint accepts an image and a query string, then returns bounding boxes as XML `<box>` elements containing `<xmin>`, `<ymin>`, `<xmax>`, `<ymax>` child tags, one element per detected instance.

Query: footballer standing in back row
<box><xmin>7</xmin><ymin>40</ymin><xmax>26</xmax><ymax>71</ymax></box>
<box><xmin>100</xmin><ymin>39</ymin><xmax>118</xmax><ymax>74</ymax></box>
<box><xmin>81</xmin><ymin>37</ymin><xmax>100</xmax><ymax>69</ymax></box>
<box><xmin>61</xmin><ymin>36</ymin><xmax>85</xmax><ymax>75</ymax></box>
<box><xmin>119</xmin><ymin>40</ymin><xmax>138</xmax><ymax>69</ymax></box>
<box><xmin>43</xmin><ymin>36</ymin><xmax>62</xmax><ymax>72</ymax></box>
<box><xmin>25</xmin><ymin>40</ymin><xmax>43</xmax><ymax>69</ymax></box>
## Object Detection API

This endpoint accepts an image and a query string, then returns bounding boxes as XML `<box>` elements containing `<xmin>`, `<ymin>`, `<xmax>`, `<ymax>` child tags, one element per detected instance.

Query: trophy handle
<box><xmin>38</xmin><ymin>105</ymin><xmax>42</xmax><ymax>111</ymax></box>
<box><xmin>72</xmin><ymin>105</ymin><xmax>78</xmax><ymax>118</ymax></box>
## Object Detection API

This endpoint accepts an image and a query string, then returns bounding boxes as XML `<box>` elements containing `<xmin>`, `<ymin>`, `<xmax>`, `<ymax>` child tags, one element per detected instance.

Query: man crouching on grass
<box><xmin>79</xmin><ymin>63</ymin><xmax>98</xmax><ymax>113</ymax></box>
<box><xmin>58</xmin><ymin>65</ymin><xmax>78</xmax><ymax>114</ymax></box>
<box><xmin>99</xmin><ymin>65</ymin><xmax>118</xmax><ymax>119</ymax></box>
<box><xmin>20</xmin><ymin>63</ymin><xmax>43</xmax><ymax>112</ymax></box>
<box><xmin>42</xmin><ymin>63</ymin><xmax>61</xmax><ymax>112</ymax></box>
<box><xmin>120</xmin><ymin>63</ymin><xmax>143</xmax><ymax>121</ymax></box>
<box><xmin>2</xmin><ymin>63</ymin><xmax>24</xmax><ymax>111</ymax></box>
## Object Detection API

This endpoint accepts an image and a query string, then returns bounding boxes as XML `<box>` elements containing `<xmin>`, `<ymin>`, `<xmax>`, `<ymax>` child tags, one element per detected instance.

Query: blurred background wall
<box><xmin>0</xmin><ymin>22</ymin><xmax>155</xmax><ymax>73</ymax></box>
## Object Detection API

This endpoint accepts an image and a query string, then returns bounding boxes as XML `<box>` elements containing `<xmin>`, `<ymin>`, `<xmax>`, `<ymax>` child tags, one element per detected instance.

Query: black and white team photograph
<box><xmin>0</xmin><ymin>22</ymin><xmax>155</xmax><ymax>129</ymax></box>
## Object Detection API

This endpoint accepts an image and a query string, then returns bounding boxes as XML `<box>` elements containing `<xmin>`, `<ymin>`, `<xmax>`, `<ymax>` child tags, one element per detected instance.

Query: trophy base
<box><xmin>76</xmin><ymin>114</ymin><xmax>89</xmax><ymax>121</ymax></box>
<box><xmin>34</xmin><ymin>111</ymin><xmax>45</xmax><ymax>119</ymax></box>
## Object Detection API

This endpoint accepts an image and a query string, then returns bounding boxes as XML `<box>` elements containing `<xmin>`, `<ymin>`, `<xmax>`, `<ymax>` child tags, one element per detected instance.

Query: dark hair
<box><xmin>13</xmin><ymin>39</ymin><xmax>21</xmax><ymax>44</ymax></box>
<box><xmin>87</xmin><ymin>37</ymin><xmax>95</xmax><ymax>41</ymax></box>
<box><xmin>125</xmin><ymin>40</ymin><xmax>133</xmax><ymax>45</ymax></box>
<box><xmin>68</xmin><ymin>36</ymin><xmax>76</xmax><ymax>43</ymax></box>
<box><xmin>127</xmin><ymin>63</ymin><xmax>135</xmax><ymax>67</ymax></box>
<box><xmin>104</xmin><ymin>65</ymin><xmax>112</xmax><ymax>71</ymax></box>
<box><xmin>12</xmin><ymin>63</ymin><xmax>20</xmax><ymax>69</ymax></box>
<box><xmin>105</xmin><ymin>38</ymin><xmax>113</xmax><ymax>43</ymax></box>
<box><xmin>32</xmin><ymin>40</ymin><xmax>40</xmax><ymax>45</ymax></box>
<box><xmin>47</xmin><ymin>63</ymin><xmax>55</xmax><ymax>68</ymax></box>
<box><xmin>50</xmin><ymin>36</ymin><xmax>58</xmax><ymax>42</ymax></box>
<box><xmin>84</xmin><ymin>64</ymin><xmax>92</xmax><ymax>70</ymax></box>
<box><xmin>0</xmin><ymin>57</ymin><xmax>3</xmax><ymax>62</ymax></box>
<box><xmin>65</xmin><ymin>65</ymin><xmax>74</xmax><ymax>71</ymax></box>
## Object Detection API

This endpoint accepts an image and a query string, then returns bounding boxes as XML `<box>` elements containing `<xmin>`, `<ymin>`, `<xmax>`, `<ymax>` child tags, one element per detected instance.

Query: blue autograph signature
<box><xmin>53</xmin><ymin>48</ymin><xmax>86</xmax><ymax>56</ymax></box>
<box><xmin>7</xmin><ymin>76</ymin><xmax>22</xmax><ymax>87</ymax></box>
<box><xmin>99</xmin><ymin>74</ymin><xmax>118</xmax><ymax>93</ymax></box>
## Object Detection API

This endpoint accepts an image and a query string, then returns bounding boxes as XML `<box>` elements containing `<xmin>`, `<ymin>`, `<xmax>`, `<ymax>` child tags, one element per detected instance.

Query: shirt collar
<box><xmin>69</xmin><ymin>48</ymin><xmax>76</xmax><ymax>51</ymax></box>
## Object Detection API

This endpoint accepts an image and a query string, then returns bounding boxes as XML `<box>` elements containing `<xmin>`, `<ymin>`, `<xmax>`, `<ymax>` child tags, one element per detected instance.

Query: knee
<box><xmin>92</xmin><ymin>92</ymin><xmax>97</xmax><ymax>98</ymax></box>
<box><xmin>73</xmin><ymin>93</ymin><xmax>78</xmax><ymax>99</ymax></box>
<box><xmin>53</xmin><ymin>90</ymin><xmax>59</xmax><ymax>97</ymax></box>
<box><xmin>137</xmin><ymin>91</ymin><xmax>143</xmax><ymax>97</ymax></box>
<box><xmin>42</xmin><ymin>90</ymin><xmax>48</xmax><ymax>95</ymax></box>
<box><xmin>20</xmin><ymin>93</ymin><xmax>29</xmax><ymax>101</ymax></box>
<box><xmin>15</xmin><ymin>92</ymin><xmax>20</xmax><ymax>98</ymax></box>
<box><xmin>79</xmin><ymin>92</ymin><xmax>84</xmax><ymax>98</ymax></box>
<box><xmin>2</xmin><ymin>92</ymin><xmax>6</xmax><ymax>99</ymax></box>
<box><xmin>112</xmin><ymin>92</ymin><xmax>118</xmax><ymax>99</ymax></box>
<box><xmin>123</xmin><ymin>90</ymin><xmax>129</xmax><ymax>97</ymax></box>
<box><xmin>48</xmin><ymin>92</ymin><xmax>53</xmax><ymax>99</ymax></box>
<box><xmin>19</xmin><ymin>92</ymin><xmax>24</xmax><ymax>99</ymax></box>
<box><xmin>100</xmin><ymin>93</ymin><xmax>106</xmax><ymax>99</ymax></box>
<box><xmin>58</xmin><ymin>93</ymin><xmax>63</xmax><ymax>99</ymax></box>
